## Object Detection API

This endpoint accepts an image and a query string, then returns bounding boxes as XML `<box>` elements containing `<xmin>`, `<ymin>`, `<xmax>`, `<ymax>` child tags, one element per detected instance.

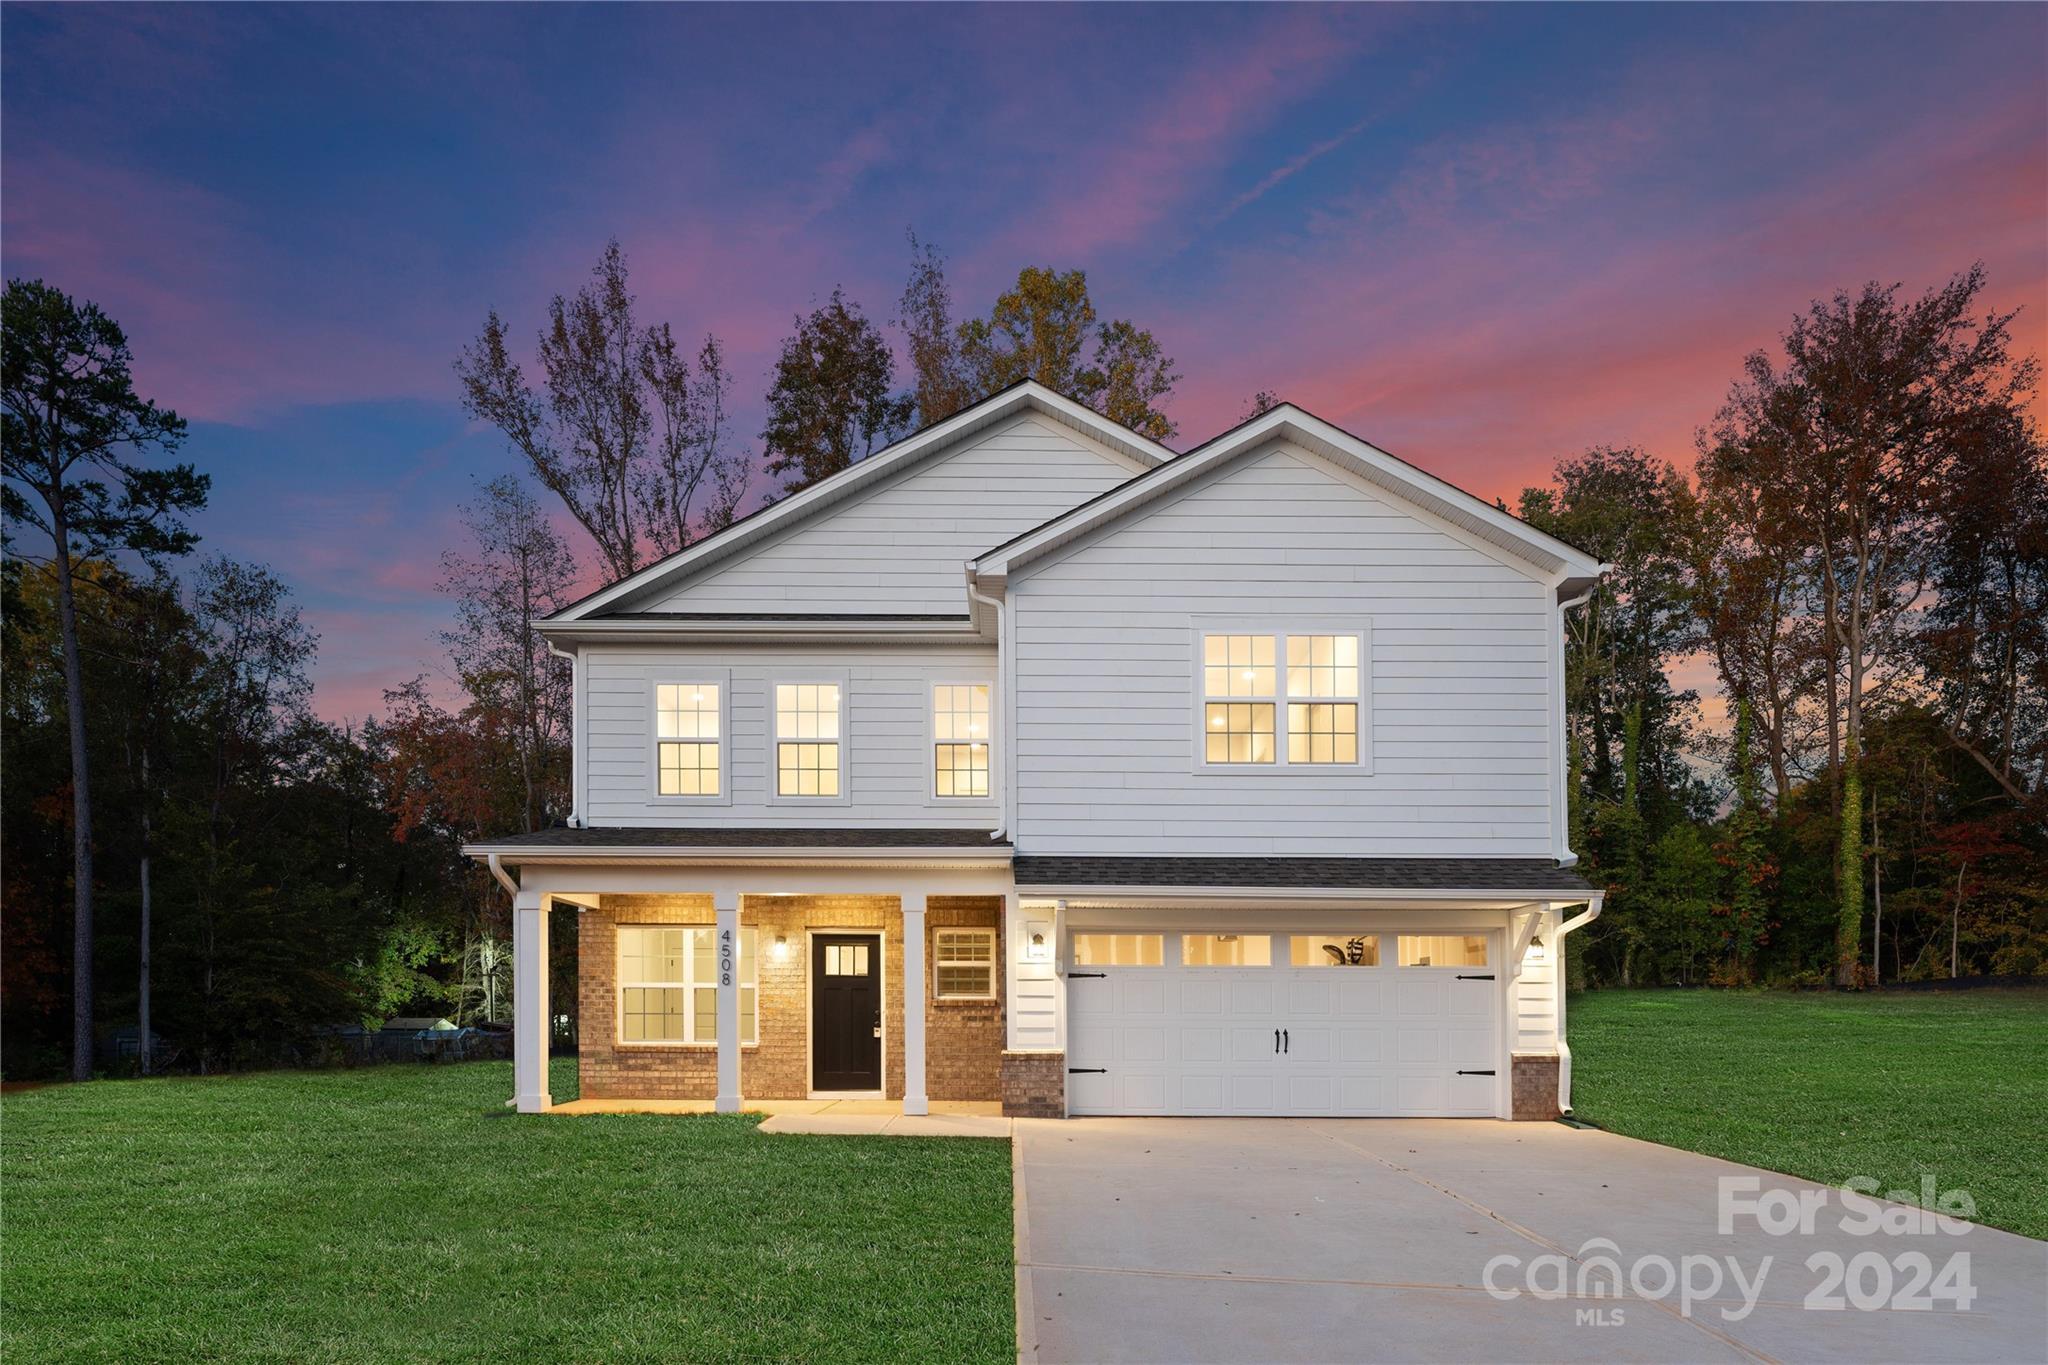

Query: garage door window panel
<box><xmin>1071</xmin><ymin>933</ymin><xmax>1164</xmax><ymax>966</ymax></box>
<box><xmin>1291</xmin><ymin>934</ymin><xmax>1381</xmax><ymax>967</ymax></box>
<box><xmin>1181</xmin><ymin>933</ymin><xmax>1272</xmax><ymax>966</ymax></box>
<box><xmin>1397</xmin><ymin>934</ymin><xmax>1489</xmax><ymax>967</ymax></box>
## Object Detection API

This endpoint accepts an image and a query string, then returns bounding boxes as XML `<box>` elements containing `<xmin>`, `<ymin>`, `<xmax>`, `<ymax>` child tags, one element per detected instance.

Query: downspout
<box><xmin>546</xmin><ymin>639</ymin><xmax>582</xmax><ymax>828</ymax></box>
<box><xmin>1552</xmin><ymin>893</ymin><xmax>1603</xmax><ymax>1114</ymax></box>
<box><xmin>1552</xmin><ymin>573</ymin><xmax>1606</xmax><ymax>870</ymax></box>
<box><xmin>966</xmin><ymin>571</ymin><xmax>1011</xmax><ymax>842</ymax></box>
<box><xmin>487</xmin><ymin>852</ymin><xmax>520</xmax><ymax>899</ymax></box>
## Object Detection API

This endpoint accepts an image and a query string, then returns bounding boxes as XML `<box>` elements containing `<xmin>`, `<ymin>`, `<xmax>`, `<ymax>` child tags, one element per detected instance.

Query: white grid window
<box><xmin>618</xmin><ymin>926</ymin><xmax>757</xmax><ymax>1044</ymax></box>
<box><xmin>933</xmin><ymin>684</ymin><xmax>991</xmax><ymax>798</ymax></box>
<box><xmin>933</xmin><ymin>928</ymin><xmax>996</xmax><ymax>999</ymax></box>
<box><xmin>1201</xmin><ymin>631</ymin><xmax>1365</xmax><ymax>768</ymax></box>
<box><xmin>1202</xmin><ymin>634</ymin><xmax>1277</xmax><ymax>764</ymax></box>
<box><xmin>775</xmin><ymin>683</ymin><xmax>842</xmax><ymax>797</ymax></box>
<box><xmin>656</xmin><ymin>683</ymin><xmax>721</xmax><ymax>795</ymax></box>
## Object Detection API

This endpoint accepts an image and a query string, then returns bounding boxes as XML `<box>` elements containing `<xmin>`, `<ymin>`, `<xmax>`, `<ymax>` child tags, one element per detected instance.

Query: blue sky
<box><xmin>4</xmin><ymin>3</ymin><xmax>2042</xmax><ymax>717</ymax></box>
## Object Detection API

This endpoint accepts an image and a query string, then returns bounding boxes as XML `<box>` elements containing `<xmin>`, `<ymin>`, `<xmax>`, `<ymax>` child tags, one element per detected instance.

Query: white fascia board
<box><xmin>551</xmin><ymin>383</ymin><xmax>1171</xmax><ymax>623</ymax></box>
<box><xmin>1013</xmin><ymin>883</ymin><xmax>1598</xmax><ymax>904</ymax></box>
<box><xmin>534</xmin><ymin>617</ymin><xmax>991</xmax><ymax>645</ymax></box>
<box><xmin>461</xmin><ymin>847</ymin><xmax>1015</xmax><ymax>870</ymax></box>
<box><xmin>972</xmin><ymin>406</ymin><xmax>1605</xmax><ymax>584</ymax></box>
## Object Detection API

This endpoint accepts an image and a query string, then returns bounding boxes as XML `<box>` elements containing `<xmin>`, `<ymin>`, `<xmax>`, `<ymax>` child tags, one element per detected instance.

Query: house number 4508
<box><xmin>717</xmin><ymin>928</ymin><xmax>734</xmax><ymax>988</ymax></box>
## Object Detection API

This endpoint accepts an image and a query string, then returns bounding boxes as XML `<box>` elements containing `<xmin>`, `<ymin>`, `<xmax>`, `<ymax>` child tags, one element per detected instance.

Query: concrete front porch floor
<box><xmin>1015</xmin><ymin>1118</ymin><xmax>2047</xmax><ymax>1364</ymax></box>
<box><xmin>545</xmin><ymin>1096</ymin><xmax>1009</xmax><ymax>1136</ymax></box>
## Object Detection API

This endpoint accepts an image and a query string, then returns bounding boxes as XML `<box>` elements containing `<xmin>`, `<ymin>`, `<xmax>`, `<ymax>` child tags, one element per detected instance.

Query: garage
<box><xmin>1064</xmin><ymin>929</ymin><xmax>1502</xmax><ymax>1117</ymax></box>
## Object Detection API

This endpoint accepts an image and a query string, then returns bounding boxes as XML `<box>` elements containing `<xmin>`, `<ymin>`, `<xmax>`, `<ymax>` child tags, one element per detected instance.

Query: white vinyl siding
<box><xmin>1009</xmin><ymin>442</ymin><xmax>1557</xmax><ymax>857</ymax></box>
<box><xmin>638</xmin><ymin>415</ymin><xmax>1140</xmax><ymax>615</ymax></box>
<box><xmin>584</xmin><ymin>646</ymin><xmax>997</xmax><ymax>826</ymax></box>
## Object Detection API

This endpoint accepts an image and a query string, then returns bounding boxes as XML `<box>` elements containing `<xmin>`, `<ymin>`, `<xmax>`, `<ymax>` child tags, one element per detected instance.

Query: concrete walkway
<box><xmin>1014</xmin><ymin>1118</ymin><xmax>2047</xmax><ymax>1364</ymax></box>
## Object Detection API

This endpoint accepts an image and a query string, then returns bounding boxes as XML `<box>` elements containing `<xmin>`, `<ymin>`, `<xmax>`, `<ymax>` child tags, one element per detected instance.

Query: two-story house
<box><xmin>466</xmin><ymin>381</ymin><xmax>1606</xmax><ymax>1122</ymax></box>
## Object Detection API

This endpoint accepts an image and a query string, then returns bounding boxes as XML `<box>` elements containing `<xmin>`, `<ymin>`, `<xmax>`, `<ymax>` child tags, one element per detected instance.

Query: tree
<box><xmin>438</xmin><ymin>476</ymin><xmax>578</xmax><ymax>834</ymax></box>
<box><xmin>897</xmin><ymin>231</ymin><xmax>973</xmax><ymax>428</ymax></box>
<box><xmin>2</xmin><ymin>279</ymin><xmax>207</xmax><ymax>1079</ymax></box>
<box><xmin>1716</xmin><ymin>700</ymin><xmax>1776</xmax><ymax>984</ymax></box>
<box><xmin>1239</xmin><ymin>390</ymin><xmax>1282</xmax><ymax>422</ymax></box>
<box><xmin>1705</xmin><ymin>265</ymin><xmax>2035</xmax><ymax>983</ymax></box>
<box><xmin>761</xmin><ymin>288</ymin><xmax>912</xmax><ymax>496</ymax></box>
<box><xmin>901</xmin><ymin>246</ymin><xmax>1182</xmax><ymax>439</ymax></box>
<box><xmin>457</xmin><ymin>241</ymin><xmax>742</xmax><ymax>579</ymax></box>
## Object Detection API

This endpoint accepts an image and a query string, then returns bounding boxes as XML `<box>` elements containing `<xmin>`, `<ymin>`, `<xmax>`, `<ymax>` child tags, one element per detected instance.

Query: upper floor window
<box><xmin>933</xmin><ymin>684</ymin><xmax>991</xmax><ymax>798</ymax></box>
<box><xmin>1199</xmin><ymin>630</ymin><xmax>1365</xmax><ymax>769</ymax></box>
<box><xmin>656</xmin><ymin>683</ymin><xmax>721</xmax><ymax>796</ymax></box>
<box><xmin>775</xmin><ymin>682</ymin><xmax>842</xmax><ymax>797</ymax></box>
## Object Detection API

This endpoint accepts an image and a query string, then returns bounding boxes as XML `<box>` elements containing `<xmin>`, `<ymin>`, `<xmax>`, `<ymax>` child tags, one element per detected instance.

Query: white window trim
<box><xmin>648</xmin><ymin>672</ymin><xmax>732</xmax><ymax>806</ymax></box>
<box><xmin>932</xmin><ymin>926</ymin><xmax>998</xmax><ymax>1001</ymax></box>
<box><xmin>1187</xmin><ymin>620</ymin><xmax>1372</xmax><ymax>776</ymax></box>
<box><xmin>615</xmin><ymin>924</ymin><xmax>758</xmax><ymax>1048</ymax></box>
<box><xmin>926</xmin><ymin>678</ymin><xmax>998</xmax><ymax>806</ymax></box>
<box><xmin>766</xmin><ymin>671</ymin><xmax>852</xmax><ymax>806</ymax></box>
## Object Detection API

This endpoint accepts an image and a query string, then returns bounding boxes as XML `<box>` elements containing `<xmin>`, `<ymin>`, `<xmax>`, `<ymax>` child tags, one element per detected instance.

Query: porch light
<box><xmin>771</xmin><ymin>934</ymin><xmax>791</xmax><ymax>963</ymax></box>
<box><xmin>1025</xmin><ymin>922</ymin><xmax>1051</xmax><ymax>962</ymax></box>
<box><xmin>1527</xmin><ymin>934</ymin><xmax>1547</xmax><ymax>961</ymax></box>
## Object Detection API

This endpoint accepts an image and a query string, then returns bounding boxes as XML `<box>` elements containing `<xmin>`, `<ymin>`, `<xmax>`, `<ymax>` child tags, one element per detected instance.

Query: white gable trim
<box><xmin>548</xmin><ymin>382</ymin><xmax>1169</xmax><ymax>624</ymax></box>
<box><xmin>969</xmin><ymin>406</ymin><xmax>1607</xmax><ymax>588</ymax></box>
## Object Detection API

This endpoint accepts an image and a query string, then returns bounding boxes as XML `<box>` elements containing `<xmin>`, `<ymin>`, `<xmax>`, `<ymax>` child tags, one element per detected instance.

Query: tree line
<box><xmin>2</xmin><ymin>250</ymin><xmax>2040</xmax><ymax>1082</ymax></box>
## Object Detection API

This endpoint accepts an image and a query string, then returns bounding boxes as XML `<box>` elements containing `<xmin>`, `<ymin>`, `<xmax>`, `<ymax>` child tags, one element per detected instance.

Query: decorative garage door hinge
<box><xmin>1455</xmin><ymin>973</ymin><xmax>1496</xmax><ymax>980</ymax></box>
<box><xmin>1067</xmin><ymin>1067</ymin><xmax>1107</xmax><ymax>1074</ymax></box>
<box><xmin>1456</xmin><ymin>1069</ymin><xmax>1496</xmax><ymax>1076</ymax></box>
<box><xmin>1067</xmin><ymin>971</ymin><xmax>1107</xmax><ymax>979</ymax></box>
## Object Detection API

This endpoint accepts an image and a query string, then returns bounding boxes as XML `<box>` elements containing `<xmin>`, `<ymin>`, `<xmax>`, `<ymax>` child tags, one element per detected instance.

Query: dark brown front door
<box><xmin>812</xmin><ymin>934</ymin><xmax>882</xmax><ymax>1091</ymax></box>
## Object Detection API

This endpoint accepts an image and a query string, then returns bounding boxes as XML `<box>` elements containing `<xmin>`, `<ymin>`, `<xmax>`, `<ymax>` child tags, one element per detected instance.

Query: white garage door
<box><xmin>1066</xmin><ymin>931</ymin><xmax>1501</xmax><ymax>1117</ymax></box>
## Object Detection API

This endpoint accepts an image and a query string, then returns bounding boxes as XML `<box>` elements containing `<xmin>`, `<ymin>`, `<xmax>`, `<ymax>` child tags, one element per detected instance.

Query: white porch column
<box><xmin>513</xmin><ymin>889</ymin><xmax>552</xmax><ymax>1114</ymax></box>
<box><xmin>715</xmin><ymin>893</ymin><xmax>741</xmax><ymax>1113</ymax></box>
<box><xmin>902</xmin><ymin>892</ymin><xmax>929</xmax><ymax>1115</ymax></box>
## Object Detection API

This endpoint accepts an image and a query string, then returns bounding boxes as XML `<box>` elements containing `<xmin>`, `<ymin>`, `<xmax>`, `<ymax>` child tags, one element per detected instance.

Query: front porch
<box><xmin>503</xmin><ymin>855</ymin><xmax>1017</xmax><ymax>1118</ymax></box>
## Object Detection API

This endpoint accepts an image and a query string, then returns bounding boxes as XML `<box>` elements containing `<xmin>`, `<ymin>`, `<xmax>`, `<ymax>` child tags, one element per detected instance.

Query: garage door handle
<box><xmin>1283</xmin><ymin>1028</ymin><xmax>1289</xmax><ymax>1054</ymax></box>
<box><xmin>1274</xmin><ymin>1028</ymin><xmax>1281</xmax><ymax>1054</ymax></box>
<box><xmin>1456</xmin><ymin>1069</ymin><xmax>1496</xmax><ymax>1076</ymax></box>
<box><xmin>1068</xmin><ymin>1067</ymin><xmax>1107</xmax><ymax>1075</ymax></box>
<box><xmin>1456</xmin><ymin>973</ymin><xmax>1495</xmax><ymax>980</ymax></box>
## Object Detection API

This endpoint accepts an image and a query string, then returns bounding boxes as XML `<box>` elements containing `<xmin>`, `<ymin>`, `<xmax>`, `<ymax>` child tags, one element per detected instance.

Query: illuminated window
<box><xmin>1290</xmin><ymin>934</ymin><xmax>1381</xmax><ymax>967</ymax></box>
<box><xmin>618</xmin><ymin>926</ymin><xmax>756</xmax><ymax>1044</ymax></box>
<box><xmin>933</xmin><ymin>928</ymin><xmax>996</xmax><ymax>998</ymax></box>
<box><xmin>1397</xmin><ymin>934</ymin><xmax>1489</xmax><ymax>968</ymax></box>
<box><xmin>933</xmin><ymin>684</ymin><xmax>991</xmax><ymax>798</ymax></box>
<box><xmin>1202</xmin><ymin>634</ymin><xmax>1277</xmax><ymax>764</ymax></box>
<box><xmin>655</xmin><ymin>684</ymin><xmax>721</xmax><ymax>795</ymax></box>
<box><xmin>1200</xmin><ymin>630</ymin><xmax>1366</xmax><ymax>768</ymax></box>
<box><xmin>1071</xmin><ymin>933</ymin><xmax>1164</xmax><ymax>966</ymax></box>
<box><xmin>1182</xmin><ymin>933</ymin><xmax>1272</xmax><ymax>966</ymax></box>
<box><xmin>775</xmin><ymin>683</ymin><xmax>842</xmax><ymax>796</ymax></box>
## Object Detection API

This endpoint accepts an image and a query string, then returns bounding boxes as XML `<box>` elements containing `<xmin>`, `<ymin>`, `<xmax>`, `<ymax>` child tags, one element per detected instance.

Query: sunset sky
<box><xmin>4</xmin><ymin>3</ymin><xmax>2044</xmax><ymax>720</ymax></box>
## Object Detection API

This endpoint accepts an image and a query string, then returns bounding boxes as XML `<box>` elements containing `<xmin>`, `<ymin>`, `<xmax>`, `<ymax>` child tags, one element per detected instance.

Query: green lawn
<box><xmin>1568</xmin><ymin>987</ymin><xmax>2048</xmax><ymax>1241</ymax></box>
<box><xmin>2</xmin><ymin>1059</ymin><xmax>1015</xmax><ymax>1362</ymax></box>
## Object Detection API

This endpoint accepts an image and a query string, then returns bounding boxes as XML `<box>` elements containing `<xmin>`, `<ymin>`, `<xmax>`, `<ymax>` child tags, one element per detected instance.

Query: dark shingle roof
<box><xmin>470</xmin><ymin>826</ymin><xmax>1008</xmax><ymax>851</ymax></box>
<box><xmin>1012</xmin><ymin>855</ymin><xmax>1592</xmax><ymax>892</ymax></box>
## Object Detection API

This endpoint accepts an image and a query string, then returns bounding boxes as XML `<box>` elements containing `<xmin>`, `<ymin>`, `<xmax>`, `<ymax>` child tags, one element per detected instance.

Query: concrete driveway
<box><xmin>1013</xmin><ymin>1118</ymin><xmax>2046</xmax><ymax>1364</ymax></box>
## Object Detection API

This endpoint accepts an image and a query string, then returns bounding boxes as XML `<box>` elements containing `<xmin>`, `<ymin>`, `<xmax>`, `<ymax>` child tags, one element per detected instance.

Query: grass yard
<box><xmin>1568</xmin><ymin>987</ymin><xmax>2048</xmax><ymax>1242</ymax></box>
<box><xmin>1</xmin><ymin>1059</ymin><xmax>1016</xmax><ymax>1362</ymax></box>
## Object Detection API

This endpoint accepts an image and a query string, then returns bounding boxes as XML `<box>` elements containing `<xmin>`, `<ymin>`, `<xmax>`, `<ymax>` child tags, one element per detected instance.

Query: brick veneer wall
<box><xmin>926</xmin><ymin>898</ymin><xmax>1004</xmax><ymax>1102</ymax></box>
<box><xmin>1510</xmin><ymin>1053</ymin><xmax>1560</xmax><ymax>1121</ymax></box>
<box><xmin>578</xmin><ymin>892</ymin><xmax>1005</xmax><ymax>1103</ymax></box>
<box><xmin>1001</xmin><ymin>1051</ymin><xmax>1065</xmax><ymax>1118</ymax></box>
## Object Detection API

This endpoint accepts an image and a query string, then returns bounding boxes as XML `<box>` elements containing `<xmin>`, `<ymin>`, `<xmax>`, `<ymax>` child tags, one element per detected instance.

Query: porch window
<box><xmin>655</xmin><ymin>683</ymin><xmax>721</xmax><ymax>795</ymax></box>
<box><xmin>1397</xmin><ymin>934</ymin><xmax>1488</xmax><ymax>968</ymax></box>
<box><xmin>775</xmin><ymin>683</ymin><xmax>842</xmax><ymax>797</ymax></box>
<box><xmin>617</xmin><ymin>925</ymin><xmax>757</xmax><ymax>1043</ymax></box>
<box><xmin>933</xmin><ymin>684</ymin><xmax>991</xmax><ymax>798</ymax></box>
<box><xmin>933</xmin><ymin>928</ymin><xmax>996</xmax><ymax>999</ymax></box>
